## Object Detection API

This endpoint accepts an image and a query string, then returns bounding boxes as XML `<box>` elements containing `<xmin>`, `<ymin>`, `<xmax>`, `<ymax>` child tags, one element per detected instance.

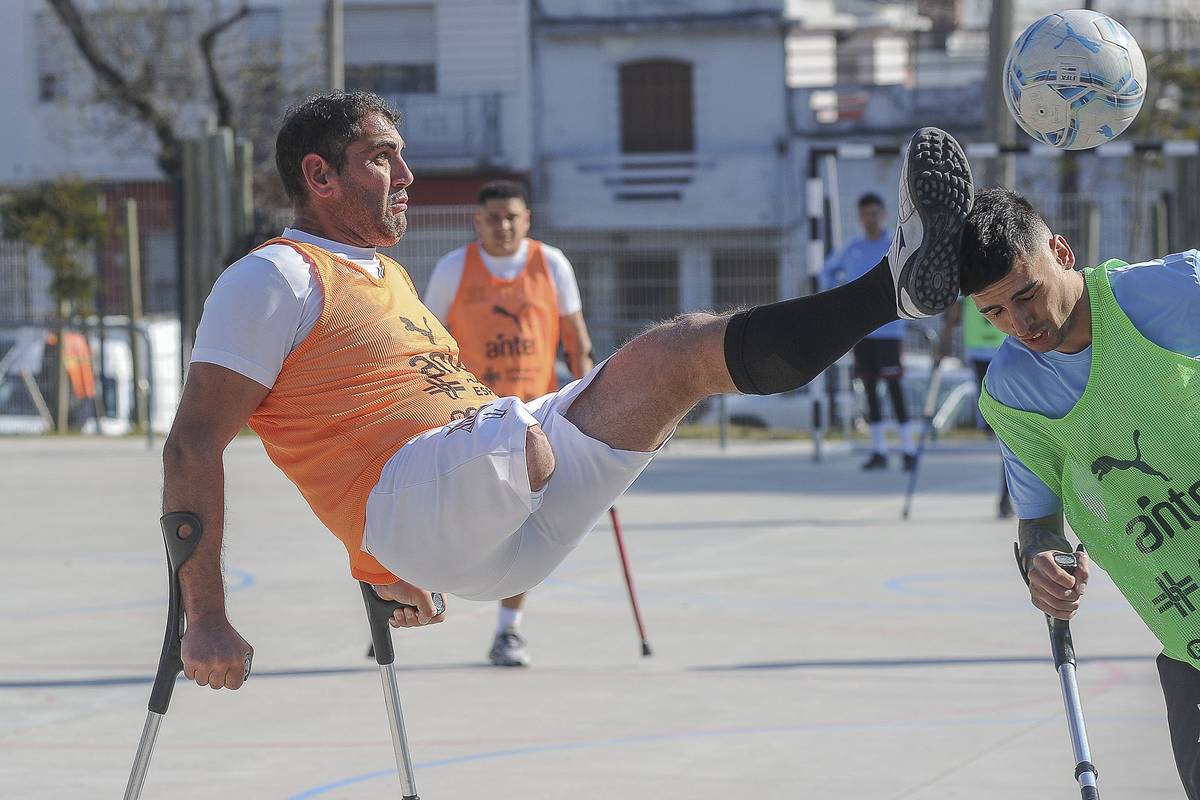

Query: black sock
<box><xmin>724</xmin><ymin>258</ymin><xmax>899</xmax><ymax>395</ymax></box>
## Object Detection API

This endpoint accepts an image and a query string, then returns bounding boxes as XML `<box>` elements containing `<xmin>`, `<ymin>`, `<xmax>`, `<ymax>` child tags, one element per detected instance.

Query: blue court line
<box><xmin>287</xmin><ymin>709</ymin><xmax>1161</xmax><ymax>799</ymax></box>
<box><xmin>690</xmin><ymin>653</ymin><xmax>1154</xmax><ymax>672</ymax></box>
<box><xmin>884</xmin><ymin>571</ymin><xmax>1129</xmax><ymax>612</ymax></box>
<box><xmin>0</xmin><ymin>562</ymin><xmax>255</xmax><ymax>620</ymax></box>
<box><xmin>539</xmin><ymin>572</ymin><xmax>1076</xmax><ymax>616</ymax></box>
<box><xmin>1</xmin><ymin>651</ymin><xmax>1152</xmax><ymax>691</ymax></box>
<box><xmin>0</xmin><ymin>662</ymin><xmax>482</xmax><ymax>690</ymax></box>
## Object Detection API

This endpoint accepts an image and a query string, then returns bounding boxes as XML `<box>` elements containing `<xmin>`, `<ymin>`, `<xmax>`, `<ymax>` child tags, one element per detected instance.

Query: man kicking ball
<box><xmin>962</xmin><ymin>188</ymin><xmax>1200</xmax><ymax>798</ymax></box>
<box><xmin>162</xmin><ymin>91</ymin><xmax>973</xmax><ymax>692</ymax></box>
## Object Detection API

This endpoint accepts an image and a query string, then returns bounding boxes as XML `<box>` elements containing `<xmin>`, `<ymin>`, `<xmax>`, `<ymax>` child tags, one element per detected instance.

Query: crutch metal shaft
<box><xmin>1049</xmin><ymin>598</ymin><xmax>1100</xmax><ymax>799</ymax></box>
<box><xmin>360</xmin><ymin>583</ymin><xmax>445</xmax><ymax>799</ymax></box>
<box><xmin>124</xmin><ymin>512</ymin><xmax>206</xmax><ymax>800</ymax></box>
<box><xmin>901</xmin><ymin>351</ymin><xmax>945</xmax><ymax>519</ymax></box>
<box><xmin>124</xmin><ymin>713</ymin><xmax>164</xmax><ymax>800</ymax></box>
<box><xmin>1055</xmin><ymin>651</ymin><xmax>1100</xmax><ymax>798</ymax></box>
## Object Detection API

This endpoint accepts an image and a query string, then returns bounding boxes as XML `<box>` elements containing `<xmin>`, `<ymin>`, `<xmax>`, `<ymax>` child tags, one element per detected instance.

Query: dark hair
<box><xmin>857</xmin><ymin>192</ymin><xmax>884</xmax><ymax>209</ymax></box>
<box><xmin>478</xmin><ymin>180</ymin><xmax>528</xmax><ymax>206</ymax></box>
<box><xmin>959</xmin><ymin>188</ymin><xmax>1051</xmax><ymax>295</ymax></box>
<box><xmin>275</xmin><ymin>91</ymin><xmax>398</xmax><ymax>202</ymax></box>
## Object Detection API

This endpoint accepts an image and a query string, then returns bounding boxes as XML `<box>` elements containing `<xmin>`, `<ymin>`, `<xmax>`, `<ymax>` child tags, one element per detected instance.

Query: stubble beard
<box><xmin>353</xmin><ymin>194</ymin><xmax>407</xmax><ymax>247</ymax></box>
<box><xmin>382</xmin><ymin>206</ymin><xmax>407</xmax><ymax>243</ymax></box>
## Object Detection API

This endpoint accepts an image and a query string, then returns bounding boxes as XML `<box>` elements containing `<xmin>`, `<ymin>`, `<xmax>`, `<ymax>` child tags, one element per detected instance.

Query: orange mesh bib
<box><xmin>447</xmin><ymin>241</ymin><xmax>560</xmax><ymax>400</ymax></box>
<box><xmin>248</xmin><ymin>238</ymin><xmax>495</xmax><ymax>583</ymax></box>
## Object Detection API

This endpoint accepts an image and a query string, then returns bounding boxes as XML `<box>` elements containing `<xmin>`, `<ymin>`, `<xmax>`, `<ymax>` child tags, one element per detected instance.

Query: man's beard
<box><xmin>382</xmin><ymin>207</ymin><xmax>407</xmax><ymax>242</ymax></box>
<box><xmin>344</xmin><ymin>179</ymin><xmax>407</xmax><ymax>246</ymax></box>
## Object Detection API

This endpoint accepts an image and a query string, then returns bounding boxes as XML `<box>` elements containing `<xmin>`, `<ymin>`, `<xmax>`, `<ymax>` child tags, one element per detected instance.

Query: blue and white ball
<box><xmin>1004</xmin><ymin>9</ymin><xmax>1147</xmax><ymax>150</ymax></box>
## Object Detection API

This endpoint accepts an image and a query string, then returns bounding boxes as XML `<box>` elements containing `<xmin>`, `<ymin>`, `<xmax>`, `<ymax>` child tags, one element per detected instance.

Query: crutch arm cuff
<box><xmin>1013</xmin><ymin>541</ymin><xmax>1031</xmax><ymax>586</ymax></box>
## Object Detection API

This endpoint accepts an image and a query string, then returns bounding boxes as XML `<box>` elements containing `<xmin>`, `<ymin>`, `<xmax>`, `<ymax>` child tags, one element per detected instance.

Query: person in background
<box><xmin>824</xmin><ymin>193</ymin><xmax>917</xmax><ymax>471</ymax></box>
<box><xmin>424</xmin><ymin>180</ymin><xmax>592</xmax><ymax>667</ymax></box>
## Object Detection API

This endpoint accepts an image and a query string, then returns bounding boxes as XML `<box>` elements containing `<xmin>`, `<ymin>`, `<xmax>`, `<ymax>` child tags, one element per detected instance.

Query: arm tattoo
<box><xmin>1017</xmin><ymin>513</ymin><xmax>1071</xmax><ymax>571</ymax></box>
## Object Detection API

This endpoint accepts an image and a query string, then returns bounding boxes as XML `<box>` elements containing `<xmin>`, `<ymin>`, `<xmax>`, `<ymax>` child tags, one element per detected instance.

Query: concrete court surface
<box><xmin>0</xmin><ymin>435</ymin><xmax>1183</xmax><ymax>799</ymax></box>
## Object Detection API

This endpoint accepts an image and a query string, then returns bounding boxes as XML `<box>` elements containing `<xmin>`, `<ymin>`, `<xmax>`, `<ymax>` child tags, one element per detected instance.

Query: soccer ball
<box><xmin>1004</xmin><ymin>9</ymin><xmax>1147</xmax><ymax>150</ymax></box>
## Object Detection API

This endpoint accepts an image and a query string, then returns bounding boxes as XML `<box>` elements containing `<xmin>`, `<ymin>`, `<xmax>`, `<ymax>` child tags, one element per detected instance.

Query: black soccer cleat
<box><xmin>889</xmin><ymin>127</ymin><xmax>975</xmax><ymax>319</ymax></box>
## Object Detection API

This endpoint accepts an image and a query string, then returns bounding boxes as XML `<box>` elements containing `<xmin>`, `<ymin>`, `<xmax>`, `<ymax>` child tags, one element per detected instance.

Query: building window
<box><xmin>346</xmin><ymin>63</ymin><xmax>436</xmax><ymax>95</ymax></box>
<box><xmin>617</xmin><ymin>254</ymin><xmax>679</xmax><ymax>321</ymax></box>
<box><xmin>619</xmin><ymin>59</ymin><xmax>694</xmax><ymax>153</ymax></box>
<box><xmin>712</xmin><ymin>250</ymin><xmax>779</xmax><ymax>311</ymax></box>
<box><xmin>344</xmin><ymin>5</ymin><xmax>436</xmax><ymax>96</ymax></box>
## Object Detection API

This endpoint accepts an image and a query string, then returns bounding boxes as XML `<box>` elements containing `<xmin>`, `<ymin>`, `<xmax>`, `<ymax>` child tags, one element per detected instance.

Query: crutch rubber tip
<box><xmin>641</xmin><ymin>642</ymin><xmax>653</xmax><ymax>657</ymax></box>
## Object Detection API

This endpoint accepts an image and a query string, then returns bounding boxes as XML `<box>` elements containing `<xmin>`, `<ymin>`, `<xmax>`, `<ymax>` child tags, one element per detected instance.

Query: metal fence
<box><xmin>259</xmin><ymin>204</ymin><xmax>788</xmax><ymax>359</ymax></box>
<box><xmin>0</xmin><ymin>181</ymin><xmax>178</xmax><ymax>324</ymax></box>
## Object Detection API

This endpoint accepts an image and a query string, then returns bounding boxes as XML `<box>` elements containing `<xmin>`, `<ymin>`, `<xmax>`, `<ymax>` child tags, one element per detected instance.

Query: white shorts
<box><xmin>362</xmin><ymin>362</ymin><xmax>664</xmax><ymax>600</ymax></box>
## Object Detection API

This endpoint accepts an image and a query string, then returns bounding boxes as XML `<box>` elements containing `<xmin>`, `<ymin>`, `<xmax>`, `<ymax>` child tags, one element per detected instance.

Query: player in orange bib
<box><xmin>426</xmin><ymin>181</ymin><xmax>593</xmax><ymax>667</ymax></box>
<box><xmin>162</xmin><ymin>92</ymin><xmax>972</xmax><ymax>691</ymax></box>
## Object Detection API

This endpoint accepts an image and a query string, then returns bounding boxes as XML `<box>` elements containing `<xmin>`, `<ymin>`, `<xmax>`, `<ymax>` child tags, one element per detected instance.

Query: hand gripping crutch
<box><xmin>1015</xmin><ymin>544</ymin><xmax>1101</xmax><ymax>799</ymax></box>
<box><xmin>360</xmin><ymin>583</ymin><xmax>446</xmax><ymax>799</ymax></box>
<box><xmin>125</xmin><ymin>512</ymin><xmax>221</xmax><ymax>800</ymax></box>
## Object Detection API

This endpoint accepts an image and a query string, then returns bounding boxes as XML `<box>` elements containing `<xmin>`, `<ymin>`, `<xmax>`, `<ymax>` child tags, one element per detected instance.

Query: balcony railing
<box><xmin>381</xmin><ymin>92</ymin><xmax>501</xmax><ymax>162</ymax></box>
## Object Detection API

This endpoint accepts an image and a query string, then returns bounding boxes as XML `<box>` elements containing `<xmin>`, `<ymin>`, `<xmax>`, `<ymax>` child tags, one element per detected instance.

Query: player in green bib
<box><xmin>959</xmin><ymin>188</ymin><xmax>1200</xmax><ymax>798</ymax></box>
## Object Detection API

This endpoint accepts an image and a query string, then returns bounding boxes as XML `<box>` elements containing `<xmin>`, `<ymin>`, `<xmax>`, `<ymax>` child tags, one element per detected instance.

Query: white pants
<box><xmin>362</xmin><ymin>362</ymin><xmax>663</xmax><ymax>600</ymax></box>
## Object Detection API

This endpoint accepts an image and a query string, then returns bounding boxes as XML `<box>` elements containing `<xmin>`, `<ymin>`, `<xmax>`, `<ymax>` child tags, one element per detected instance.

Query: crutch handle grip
<box><xmin>360</xmin><ymin>583</ymin><xmax>444</xmax><ymax>666</ymax></box>
<box><xmin>1048</xmin><ymin>547</ymin><xmax>1086</xmax><ymax>668</ymax></box>
<box><xmin>149</xmin><ymin>512</ymin><xmax>204</xmax><ymax>715</ymax></box>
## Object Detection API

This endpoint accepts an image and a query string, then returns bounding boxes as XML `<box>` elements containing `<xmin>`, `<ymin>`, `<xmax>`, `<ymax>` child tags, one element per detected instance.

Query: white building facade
<box><xmin>530</xmin><ymin>0</ymin><xmax>798</xmax><ymax>353</ymax></box>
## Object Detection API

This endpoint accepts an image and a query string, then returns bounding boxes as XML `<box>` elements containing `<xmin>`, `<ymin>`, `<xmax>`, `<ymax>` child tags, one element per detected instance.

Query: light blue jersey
<box><xmin>823</xmin><ymin>230</ymin><xmax>905</xmax><ymax>340</ymax></box>
<box><xmin>985</xmin><ymin>250</ymin><xmax>1200</xmax><ymax>518</ymax></box>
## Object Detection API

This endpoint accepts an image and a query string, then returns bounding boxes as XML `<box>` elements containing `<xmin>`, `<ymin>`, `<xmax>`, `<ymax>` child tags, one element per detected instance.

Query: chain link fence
<box><xmin>0</xmin><ymin>181</ymin><xmax>178</xmax><ymax>324</ymax></box>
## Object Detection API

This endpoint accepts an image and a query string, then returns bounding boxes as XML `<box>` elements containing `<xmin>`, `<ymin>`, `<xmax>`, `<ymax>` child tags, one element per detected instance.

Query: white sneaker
<box><xmin>488</xmin><ymin>627</ymin><xmax>532</xmax><ymax>667</ymax></box>
<box><xmin>889</xmin><ymin>127</ymin><xmax>974</xmax><ymax>319</ymax></box>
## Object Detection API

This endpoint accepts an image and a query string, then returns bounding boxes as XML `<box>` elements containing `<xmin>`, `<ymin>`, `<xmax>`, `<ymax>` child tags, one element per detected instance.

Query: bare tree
<box><xmin>199</xmin><ymin>4</ymin><xmax>253</xmax><ymax>130</ymax></box>
<box><xmin>44</xmin><ymin>0</ymin><xmax>253</xmax><ymax>184</ymax></box>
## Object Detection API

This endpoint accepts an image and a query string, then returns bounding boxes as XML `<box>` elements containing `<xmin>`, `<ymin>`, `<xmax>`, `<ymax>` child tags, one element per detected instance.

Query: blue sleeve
<box><xmin>999</xmin><ymin>438</ymin><xmax>1063</xmax><ymax>518</ymax></box>
<box><xmin>822</xmin><ymin>247</ymin><xmax>848</xmax><ymax>290</ymax></box>
<box><xmin>1109</xmin><ymin>250</ymin><xmax>1200</xmax><ymax>357</ymax></box>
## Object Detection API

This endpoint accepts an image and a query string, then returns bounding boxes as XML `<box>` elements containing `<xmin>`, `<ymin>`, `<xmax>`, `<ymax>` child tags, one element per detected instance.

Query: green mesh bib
<box><xmin>980</xmin><ymin>262</ymin><xmax>1200</xmax><ymax>665</ymax></box>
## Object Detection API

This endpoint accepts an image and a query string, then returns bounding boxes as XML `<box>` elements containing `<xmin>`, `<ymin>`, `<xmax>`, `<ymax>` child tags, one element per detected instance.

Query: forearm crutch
<box><xmin>609</xmin><ymin>507</ymin><xmax>652</xmax><ymax>657</ymax></box>
<box><xmin>360</xmin><ymin>583</ymin><xmax>445</xmax><ymax>799</ymax></box>
<box><xmin>1016</xmin><ymin>544</ymin><xmax>1101</xmax><ymax>799</ymax></box>
<box><xmin>125</xmin><ymin>512</ymin><xmax>217</xmax><ymax>800</ymax></box>
<box><xmin>901</xmin><ymin>351</ymin><xmax>945</xmax><ymax>520</ymax></box>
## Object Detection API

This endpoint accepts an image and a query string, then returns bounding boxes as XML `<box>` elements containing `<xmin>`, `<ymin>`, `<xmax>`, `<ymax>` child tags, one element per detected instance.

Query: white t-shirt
<box><xmin>190</xmin><ymin>228</ymin><xmax>384</xmax><ymax>389</ymax></box>
<box><xmin>423</xmin><ymin>239</ymin><xmax>583</xmax><ymax>326</ymax></box>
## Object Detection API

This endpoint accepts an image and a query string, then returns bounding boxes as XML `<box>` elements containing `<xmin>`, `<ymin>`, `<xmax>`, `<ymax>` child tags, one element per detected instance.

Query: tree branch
<box><xmin>44</xmin><ymin>0</ymin><xmax>183</xmax><ymax>181</ymax></box>
<box><xmin>199</xmin><ymin>4</ymin><xmax>251</xmax><ymax>130</ymax></box>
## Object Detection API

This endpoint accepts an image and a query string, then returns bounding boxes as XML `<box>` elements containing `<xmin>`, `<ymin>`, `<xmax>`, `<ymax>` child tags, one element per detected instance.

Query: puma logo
<box><xmin>399</xmin><ymin>315</ymin><xmax>438</xmax><ymax>346</ymax></box>
<box><xmin>492</xmin><ymin>304</ymin><xmax>523</xmax><ymax>330</ymax></box>
<box><xmin>1091</xmin><ymin>430</ymin><xmax>1171</xmax><ymax>483</ymax></box>
<box><xmin>1053</xmin><ymin>22</ymin><xmax>1103</xmax><ymax>54</ymax></box>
